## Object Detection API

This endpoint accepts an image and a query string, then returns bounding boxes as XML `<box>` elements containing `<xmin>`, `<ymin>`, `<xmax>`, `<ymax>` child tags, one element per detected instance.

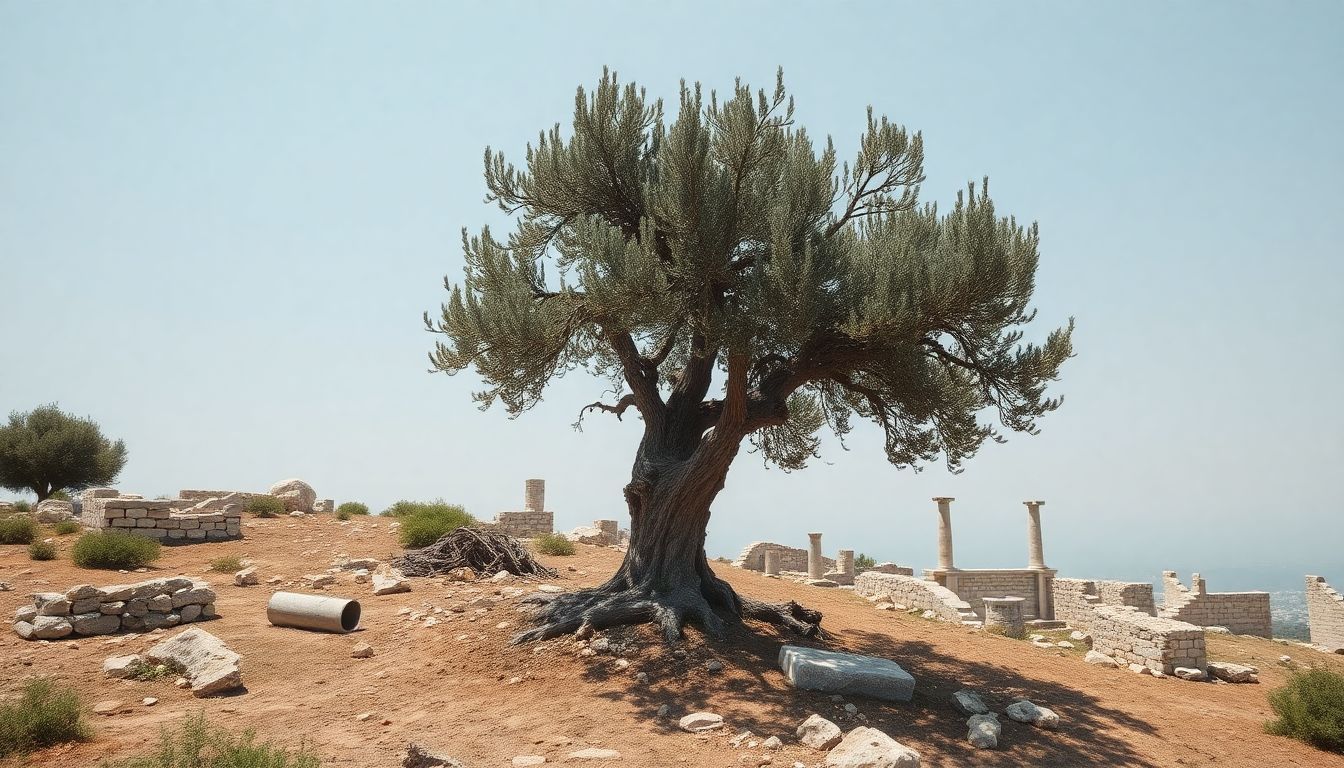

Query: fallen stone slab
<box><xmin>1005</xmin><ymin>700</ymin><xmax>1059</xmax><ymax>729</ymax></box>
<box><xmin>1207</xmin><ymin>662</ymin><xmax>1258</xmax><ymax>683</ymax></box>
<box><xmin>1174</xmin><ymin>667</ymin><xmax>1208</xmax><ymax>681</ymax></box>
<box><xmin>1084</xmin><ymin>650</ymin><xmax>1118</xmax><ymax>667</ymax></box>
<box><xmin>824</xmin><ymin>726</ymin><xmax>920</xmax><ymax>767</ymax></box>
<box><xmin>797</xmin><ymin>713</ymin><xmax>843</xmax><ymax>750</ymax></box>
<box><xmin>967</xmin><ymin>713</ymin><xmax>1000</xmax><ymax>749</ymax></box>
<box><xmin>678</xmin><ymin>711</ymin><xmax>724</xmax><ymax>732</ymax></box>
<box><xmin>951</xmin><ymin>689</ymin><xmax>989</xmax><ymax>716</ymax></box>
<box><xmin>566</xmin><ymin>747</ymin><xmax>622</xmax><ymax>760</ymax></box>
<box><xmin>144</xmin><ymin>627</ymin><xmax>242</xmax><ymax>697</ymax></box>
<box><xmin>779</xmin><ymin>645</ymin><xmax>914</xmax><ymax>702</ymax></box>
<box><xmin>103</xmin><ymin>654</ymin><xmax>144</xmax><ymax>679</ymax></box>
<box><xmin>373</xmin><ymin>572</ymin><xmax>412</xmax><ymax>596</ymax></box>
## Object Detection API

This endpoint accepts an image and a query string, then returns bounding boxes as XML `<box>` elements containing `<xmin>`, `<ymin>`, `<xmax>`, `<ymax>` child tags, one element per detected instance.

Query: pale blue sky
<box><xmin>2</xmin><ymin>2</ymin><xmax>1341</xmax><ymax>590</ymax></box>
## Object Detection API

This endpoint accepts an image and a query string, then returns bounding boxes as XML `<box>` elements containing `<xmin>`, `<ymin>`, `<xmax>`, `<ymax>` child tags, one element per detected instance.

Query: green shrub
<box><xmin>28</xmin><ymin>541</ymin><xmax>56</xmax><ymax>560</ymax></box>
<box><xmin>0</xmin><ymin>678</ymin><xmax>90</xmax><ymax>758</ymax></box>
<box><xmin>12</xmin><ymin>499</ymin><xmax>32</xmax><ymax>515</ymax></box>
<box><xmin>99</xmin><ymin>711</ymin><xmax>321</xmax><ymax>768</ymax></box>
<box><xmin>854</xmin><ymin>553</ymin><xmax>876</xmax><ymax>572</ymax></box>
<box><xmin>1266</xmin><ymin>669</ymin><xmax>1344</xmax><ymax>753</ymax></box>
<box><xmin>48</xmin><ymin>490</ymin><xmax>73</xmax><ymax>502</ymax></box>
<box><xmin>71</xmin><ymin>531</ymin><xmax>161</xmax><ymax>569</ymax></box>
<box><xmin>534</xmin><ymin>533</ymin><xmax>575</xmax><ymax>556</ymax></box>
<box><xmin>209</xmin><ymin>556</ymin><xmax>244</xmax><ymax>573</ymax></box>
<box><xmin>245</xmin><ymin>496</ymin><xmax>286</xmax><ymax>518</ymax></box>
<box><xmin>335</xmin><ymin>510</ymin><xmax>350</xmax><ymax>521</ymax></box>
<box><xmin>0</xmin><ymin>515</ymin><xmax>39</xmax><ymax>544</ymax></box>
<box><xmin>53</xmin><ymin>519</ymin><xmax>82</xmax><ymax>535</ymax></box>
<box><xmin>335</xmin><ymin>501</ymin><xmax>368</xmax><ymax>516</ymax></box>
<box><xmin>396</xmin><ymin>502</ymin><xmax>475</xmax><ymax>548</ymax></box>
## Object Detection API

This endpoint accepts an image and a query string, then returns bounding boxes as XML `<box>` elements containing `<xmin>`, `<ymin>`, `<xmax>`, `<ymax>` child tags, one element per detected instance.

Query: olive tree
<box><xmin>0</xmin><ymin>404</ymin><xmax>128</xmax><ymax>503</ymax></box>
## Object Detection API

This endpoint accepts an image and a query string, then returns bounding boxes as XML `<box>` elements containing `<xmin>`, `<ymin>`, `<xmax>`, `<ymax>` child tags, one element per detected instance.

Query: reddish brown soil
<box><xmin>2</xmin><ymin>516</ymin><xmax>1342</xmax><ymax>768</ymax></box>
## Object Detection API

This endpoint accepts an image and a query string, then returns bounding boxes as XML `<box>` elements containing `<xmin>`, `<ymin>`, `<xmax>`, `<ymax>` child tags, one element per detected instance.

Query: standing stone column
<box><xmin>934</xmin><ymin>497</ymin><xmax>956</xmax><ymax>571</ymax></box>
<box><xmin>763</xmin><ymin>549</ymin><xmax>780</xmax><ymax>576</ymax></box>
<box><xmin>807</xmin><ymin>533</ymin><xmax>825</xmax><ymax>579</ymax></box>
<box><xmin>1024</xmin><ymin>500</ymin><xmax>1046</xmax><ymax>569</ymax></box>
<box><xmin>524</xmin><ymin>479</ymin><xmax>545</xmax><ymax>512</ymax></box>
<box><xmin>982</xmin><ymin>596</ymin><xmax>1026</xmax><ymax>638</ymax></box>
<box><xmin>838</xmin><ymin>550</ymin><xmax>855</xmax><ymax>580</ymax></box>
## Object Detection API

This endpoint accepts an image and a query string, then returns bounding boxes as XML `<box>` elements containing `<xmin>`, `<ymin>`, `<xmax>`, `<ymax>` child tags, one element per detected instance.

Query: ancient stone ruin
<box><xmin>83</xmin><ymin>497</ymin><xmax>242</xmax><ymax>543</ymax></box>
<box><xmin>12</xmin><ymin>577</ymin><xmax>218</xmax><ymax>640</ymax></box>
<box><xmin>733</xmin><ymin>541</ymin><xmax>835</xmax><ymax>575</ymax></box>
<box><xmin>481</xmin><ymin>479</ymin><xmax>554</xmax><ymax>538</ymax></box>
<box><xmin>1306</xmin><ymin>574</ymin><xmax>1344</xmax><ymax>652</ymax></box>
<box><xmin>1159</xmin><ymin>571</ymin><xmax>1272</xmax><ymax>637</ymax></box>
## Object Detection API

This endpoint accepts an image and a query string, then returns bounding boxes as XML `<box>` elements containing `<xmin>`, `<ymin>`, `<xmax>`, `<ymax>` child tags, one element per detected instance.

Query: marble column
<box><xmin>764</xmin><ymin>549</ymin><xmax>780</xmax><ymax>576</ymax></box>
<box><xmin>934</xmin><ymin>497</ymin><xmax>955</xmax><ymax>571</ymax></box>
<box><xmin>838</xmin><ymin>549</ymin><xmax>855</xmax><ymax>579</ymax></box>
<box><xmin>1024</xmin><ymin>500</ymin><xmax>1046</xmax><ymax>569</ymax></box>
<box><xmin>807</xmin><ymin>533</ymin><xmax>824</xmax><ymax>579</ymax></box>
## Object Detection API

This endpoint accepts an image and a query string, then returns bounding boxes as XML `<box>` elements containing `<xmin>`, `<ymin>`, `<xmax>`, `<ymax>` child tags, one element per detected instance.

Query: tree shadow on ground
<box><xmin>576</xmin><ymin>618</ymin><xmax>1161</xmax><ymax>767</ymax></box>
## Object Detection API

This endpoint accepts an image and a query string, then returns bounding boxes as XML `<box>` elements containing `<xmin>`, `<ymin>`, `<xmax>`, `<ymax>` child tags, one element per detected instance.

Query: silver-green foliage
<box><xmin>428</xmin><ymin>70</ymin><xmax>1073</xmax><ymax>472</ymax></box>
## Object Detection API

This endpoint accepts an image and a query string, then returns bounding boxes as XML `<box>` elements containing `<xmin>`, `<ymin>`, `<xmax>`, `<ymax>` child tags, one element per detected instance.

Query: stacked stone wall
<box><xmin>1159</xmin><ymin>571</ymin><xmax>1271</xmax><ymax>637</ymax></box>
<box><xmin>944</xmin><ymin>569</ymin><xmax>1043</xmax><ymax>619</ymax></box>
<box><xmin>86</xmin><ymin>498</ymin><xmax>241</xmax><ymax>543</ymax></box>
<box><xmin>867</xmin><ymin>563</ymin><xmax>915</xmax><ymax>576</ymax></box>
<box><xmin>1305</xmin><ymin>575</ymin><xmax>1344</xmax><ymax>652</ymax></box>
<box><xmin>1089</xmin><ymin>605</ymin><xmax>1206</xmax><ymax>674</ymax></box>
<box><xmin>178</xmin><ymin>490</ymin><xmax>265</xmax><ymax>508</ymax></box>
<box><xmin>13</xmin><ymin>577</ymin><xmax>217</xmax><ymax>640</ymax></box>
<box><xmin>481</xmin><ymin>509</ymin><xmax>553</xmax><ymax>538</ymax></box>
<box><xmin>734</xmin><ymin>542</ymin><xmax>834</xmax><ymax>573</ymax></box>
<box><xmin>854</xmin><ymin>571</ymin><xmax>975</xmax><ymax>623</ymax></box>
<box><xmin>1052</xmin><ymin>578</ymin><xmax>1156</xmax><ymax>630</ymax></box>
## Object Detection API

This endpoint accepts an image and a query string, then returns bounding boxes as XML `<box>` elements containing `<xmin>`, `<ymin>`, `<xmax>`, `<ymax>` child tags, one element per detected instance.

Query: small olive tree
<box><xmin>427</xmin><ymin>70</ymin><xmax>1073</xmax><ymax>643</ymax></box>
<box><xmin>0</xmin><ymin>405</ymin><xmax>127</xmax><ymax>503</ymax></box>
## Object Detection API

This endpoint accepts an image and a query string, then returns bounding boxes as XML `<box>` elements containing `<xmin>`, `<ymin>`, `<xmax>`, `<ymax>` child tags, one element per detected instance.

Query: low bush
<box><xmin>208</xmin><ymin>556</ymin><xmax>244</xmax><ymax>573</ymax></box>
<box><xmin>99</xmin><ymin>711</ymin><xmax>321</xmax><ymax>768</ymax></box>
<box><xmin>53</xmin><ymin>519</ymin><xmax>82</xmax><ymax>535</ymax></box>
<box><xmin>28</xmin><ymin>541</ymin><xmax>56</xmax><ymax>560</ymax></box>
<box><xmin>854</xmin><ymin>553</ymin><xmax>876</xmax><ymax>572</ymax></box>
<box><xmin>0</xmin><ymin>515</ymin><xmax>39</xmax><ymax>544</ymax></box>
<box><xmin>245</xmin><ymin>496</ymin><xmax>286</xmax><ymax>518</ymax></box>
<box><xmin>1266</xmin><ymin>668</ymin><xmax>1344</xmax><ymax>753</ymax></box>
<box><xmin>71</xmin><ymin>531</ymin><xmax>161</xmax><ymax>570</ymax></box>
<box><xmin>12</xmin><ymin>499</ymin><xmax>33</xmax><ymax>515</ymax></box>
<box><xmin>335</xmin><ymin>510</ymin><xmax>350</xmax><ymax>521</ymax></box>
<box><xmin>0</xmin><ymin>678</ymin><xmax>90</xmax><ymax>758</ymax></box>
<box><xmin>534</xmin><ymin>533</ymin><xmax>575</xmax><ymax>556</ymax></box>
<box><xmin>396</xmin><ymin>502</ymin><xmax>476</xmax><ymax>548</ymax></box>
<box><xmin>335</xmin><ymin>501</ymin><xmax>368</xmax><ymax>516</ymax></box>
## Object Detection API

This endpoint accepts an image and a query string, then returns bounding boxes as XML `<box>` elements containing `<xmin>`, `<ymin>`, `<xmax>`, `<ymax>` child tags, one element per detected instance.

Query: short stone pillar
<box><xmin>1191</xmin><ymin>572</ymin><xmax>1206</xmax><ymax>595</ymax></box>
<box><xmin>763</xmin><ymin>550</ymin><xmax>780</xmax><ymax>576</ymax></box>
<box><xmin>595</xmin><ymin>519</ymin><xmax>619</xmax><ymax>544</ymax></box>
<box><xmin>934</xmin><ymin>497</ymin><xmax>956</xmax><ymax>571</ymax></box>
<box><xmin>524</xmin><ymin>479</ymin><xmax>545</xmax><ymax>512</ymax></box>
<box><xmin>1023</xmin><ymin>500</ymin><xmax>1046</xmax><ymax>570</ymax></box>
<box><xmin>807</xmin><ymin>533</ymin><xmax>825</xmax><ymax>579</ymax></box>
<box><xmin>838</xmin><ymin>550</ymin><xmax>855</xmax><ymax>579</ymax></box>
<box><xmin>982</xmin><ymin>596</ymin><xmax>1026</xmax><ymax>638</ymax></box>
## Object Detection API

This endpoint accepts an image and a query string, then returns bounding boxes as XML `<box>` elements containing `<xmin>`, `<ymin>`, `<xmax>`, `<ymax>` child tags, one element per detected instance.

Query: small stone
<box><xmin>142</xmin><ymin>697</ymin><xmax>158</xmax><ymax>706</ymax></box>
<box><xmin>174</xmin><ymin>677</ymin><xmax>190</xmax><ymax>688</ymax></box>
<box><xmin>1207</xmin><ymin>661</ymin><xmax>1259</xmax><ymax>684</ymax></box>
<box><xmin>1084</xmin><ymin>650</ymin><xmax>1118</xmax><ymax>667</ymax></box>
<box><xmin>796</xmin><ymin>713</ymin><xmax>843</xmax><ymax>750</ymax></box>
<box><xmin>613</xmin><ymin>659</ymin><xmax>629</xmax><ymax>671</ymax></box>
<box><xmin>566</xmin><ymin>748</ymin><xmax>621</xmax><ymax>760</ymax></box>
<box><xmin>823</xmin><ymin>726</ymin><xmax>920</xmax><ymax>766</ymax></box>
<box><xmin>372</xmin><ymin>572</ymin><xmax>412</xmax><ymax>595</ymax></box>
<box><xmin>1005</xmin><ymin>699</ymin><xmax>1059</xmax><ymax>729</ymax></box>
<box><xmin>706</xmin><ymin>659</ymin><xmax>724</xmax><ymax>673</ymax></box>
<box><xmin>679</xmin><ymin>711</ymin><xmax>724</xmax><ymax>732</ymax></box>
<box><xmin>951</xmin><ymin>689</ymin><xmax>989</xmax><ymax>716</ymax></box>
<box><xmin>351</xmin><ymin>642</ymin><xmax>375</xmax><ymax>659</ymax></box>
<box><xmin>1174</xmin><ymin>667</ymin><xmax>1208</xmax><ymax>681</ymax></box>
<box><xmin>843</xmin><ymin>703</ymin><xmax>858</xmax><ymax>715</ymax></box>
<box><xmin>1056</xmin><ymin>640</ymin><xmax>1074</xmax><ymax>649</ymax></box>
<box><xmin>1279</xmin><ymin>655</ymin><xmax>1292</xmax><ymax>663</ymax></box>
<box><xmin>93</xmin><ymin>700</ymin><xmax>125</xmax><ymax>715</ymax></box>
<box><xmin>762</xmin><ymin>736</ymin><xmax>782</xmax><ymax>749</ymax></box>
<box><xmin>356</xmin><ymin>712</ymin><xmax>372</xmax><ymax>721</ymax></box>
<box><xmin>967</xmin><ymin>713</ymin><xmax>1000</xmax><ymax>749</ymax></box>
<box><xmin>657</xmin><ymin>704</ymin><xmax>670</xmax><ymax>717</ymax></box>
<box><xmin>537</xmin><ymin>584</ymin><xmax>563</xmax><ymax>593</ymax></box>
<box><xmin>234</xmin><ymin>567</ymin><xmax>259</xmax><ymax>586</ymax></box>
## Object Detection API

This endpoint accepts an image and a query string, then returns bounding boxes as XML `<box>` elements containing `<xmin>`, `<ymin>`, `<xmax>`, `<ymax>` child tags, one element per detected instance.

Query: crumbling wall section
<box><xmin>1306</xmin><ymin>575</ymin><xmax>1344</xmax><ymax>652</ymax></box>
<box><xmin>854</xmin><ymin>571</ymin><xmax>976</xmax><ymax>623</ymax></box>
<box><xmin>481</xmin><ymin>509</ymin><xmax>554</xmax><ymax>538</ymax></box>
<box><xmin>1090</xmin><ymin>606</ymin><xmax>1206</xmax><ymax>674</ymax></box>
<box><xmin>1053</xmin><ymin>578</ymin><xmax>1156</xmax><ymax>630</ymax></box>
<box><xmin>1159</xmin><ymin>571</ymin><xmax>1271</xmax><ymax>637</ymax></box>
<box><xmin>12</xmin><ymin>577</ymin><xmax>217</xmax><ymax>640</ymax></box>
<box><xmin>86</xmin><ymin>498</ymin><xmax>241</xmax><ymax>543</ymax></box>
<box><xmin>733</xmin><ymin>542</ymin><xmax>833</xmax><ymax>573</ymax></box>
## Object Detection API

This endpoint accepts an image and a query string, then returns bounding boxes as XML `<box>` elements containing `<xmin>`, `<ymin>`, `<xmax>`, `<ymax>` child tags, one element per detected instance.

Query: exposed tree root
<box><xmin>512</xmin><ymin>573</ymin><xmax>822</xmax><ymax>644</ymax></box>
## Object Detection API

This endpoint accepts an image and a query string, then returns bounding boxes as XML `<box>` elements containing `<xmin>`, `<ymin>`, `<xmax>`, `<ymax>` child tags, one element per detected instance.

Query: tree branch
<box><xmin>574</xmin><ymin>393</ymin><xmax>638</xmax><ymax>430</ymax></box>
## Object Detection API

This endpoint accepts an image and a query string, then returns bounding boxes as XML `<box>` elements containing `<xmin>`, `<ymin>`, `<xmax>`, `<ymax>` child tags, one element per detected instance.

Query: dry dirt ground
<box><xmin>3</xmin><ymin>516</ymin><xmax>1343</xmax><ymax>768</ymax></box>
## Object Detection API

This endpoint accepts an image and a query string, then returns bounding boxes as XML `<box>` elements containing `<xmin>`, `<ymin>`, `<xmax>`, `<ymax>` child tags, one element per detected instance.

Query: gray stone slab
<box><xmin>778</xmin><ymin>645</ymin><xmax>915</xmax><ymax>702</ymax></box>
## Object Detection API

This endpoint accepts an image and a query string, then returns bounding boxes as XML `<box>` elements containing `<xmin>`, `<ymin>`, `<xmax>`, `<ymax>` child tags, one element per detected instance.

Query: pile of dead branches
<box><xmin>392</xmin><ymin>526</ymin><xmax>557</xmax><ymax>578</ymax></box>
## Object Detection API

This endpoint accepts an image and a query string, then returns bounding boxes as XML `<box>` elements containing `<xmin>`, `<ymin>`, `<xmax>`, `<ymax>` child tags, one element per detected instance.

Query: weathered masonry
<box><xmin>1089</xmin><ymin>606</ymin><xmax>1207</xmax><ymax>675</ymax></box>
<box><xmin>1306</xmin><ymin>575</ymin><xmax>1344</xmax><ymax>652</ymax></box>
<box><xmin>734</xmin><ymin>541</ymin><xmax>835</xmax><ymax>575</ymax></box>
<box><xmin>1052</xmin><ymin>578</ymin><xmax>1156</xmax><ymax>630</ymax></box>
<box><xmin>922</xmin><ymin>498</ymin><xmax>1057</xmax><ymax>621</ymax></box>
<box><xmin>1159</xmin><ymin>571</ymin><xmax>1272</xmax><ymax>638</ymax></box>
<box><xmin>481</xmin><ymin>479</ymin><xmax>554</xmax><ymax>538</ymax></box>
<box><xmin>84</xmin><ymin>498</ymin><xmax>242</xmax><ymax>543</ymax></box>
<box><xmin>13</xmin><ymin>577</ymin><xmax>218</xmax><ymax>640</ymax></box>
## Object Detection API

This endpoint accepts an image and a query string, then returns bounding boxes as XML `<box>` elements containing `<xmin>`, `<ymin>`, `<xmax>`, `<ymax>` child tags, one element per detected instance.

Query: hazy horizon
<box><xmin>3</xmin><ymin>2</ymin><xmax>1341</xmax><ymax>593</ymax></box>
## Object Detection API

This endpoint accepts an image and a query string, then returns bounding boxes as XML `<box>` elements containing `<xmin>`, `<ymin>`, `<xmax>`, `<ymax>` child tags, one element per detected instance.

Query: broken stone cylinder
<box><xmin>982</xmin><ymin>596</ymin><xmax>1026</xmax><ymax>639</ymax></box>
<box><xmin>266</xmin><ymin>591</ymin><xmax>361</xmax><ymax>633</ymax></box>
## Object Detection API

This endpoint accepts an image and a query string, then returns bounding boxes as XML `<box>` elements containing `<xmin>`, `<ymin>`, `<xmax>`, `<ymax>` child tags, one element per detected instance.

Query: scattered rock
<box><xmin>269</xmin><ymin>478</ymin><xmax>317</xmax><ymax>513</ymax></box>
<box><xmin>656</xmin><ymin>704</ymin><xmax>670</xmax><ymax>717</ymax></box>
<box><xmin>779</xmin><ymin>646</ymin><xmax>914</xmax><ymax>702</ymax></box>
<box><xmin>1005</xmin><ymin>700</ymin><xmax>1059</xmax><ymax>729</ymax></box>
<box><xmin>1069</xmin><ymin>630</ymin><xmax>1092</xmax><ymax>646</ymax></box>
<box><xmin>807</xmin><ymin>579</ymin><xmax>839</xmax><ymax>588</ymax></box>
<box><xmin>1279</xmin><ymin>655</ymin><xmax>1292</xmax><ymax>663</ymax></box>
<box><xmin>1207</xmin><ymin>662</ymin><xmax>1258</xmax><ymax>684</ymax></box>
<box><xmin>1128</xmin><ymin>663</ymin><xmax>1152</xmax><ymax>675</ymax></box>
<box><xmin>823</xmin><ymin>726</ymin><xmax>920</xmax><ymax>767</ymax></box>
<box><xmin>513</xmin><ymin>757</ymin><xmax>546</xmax><ymax>766</ymax></box>
<box><xmin>93</xmin><ymin>700</ymin><xmax>125</xmax><ymax>716</ymax></box>
<box><xmin>31</xmin><ymin>615</ymin><xmax>73</xmax><ymax>640</ymax></box>
<box><xmin>634</xmin><ymin>671</ymin><xmax>649</xmax><ymax>684</ymax></box>
<box><xmin>762</xmin><ymin>736</ymin><xmax>782</xmax><ymax>749</ymax></box>
<box><xmin>1174</xmin><ymin>667</ymin><xmax>1208</xmax><ymax>681</ymax></box>
<box><xmin>679</xmin><ymin>711</ymin><xmax>725</xmax><ymax>732</ymax></box>
<box><xmin>537</xmin><ymin>584</ymin><xmax>563</xmax><ymax>593</ymax></box>
<box><xmin>1205</xmin><ymin>625</ymin><xmax>1232</xmax><ymax>635</ymax></box>
<box><xmin>372</xmin><ymin>573</ymin><xmax>412</xmax><ymax>596</ymax></box>
<box><xmin>142</xmin><ymin>697</ymin><xmax>158</xmax><ymax>706</ymax></box>
<box><xmin>402</xmin><ymin>743</ymin><xmax>468</xmax><ymax>768</ymax></box>
<box><xmin>951</xmin><ymin>689</ymin><xmax>989</xmax><ymax>716</ymax></box>
<box><xmin>143</xmin><ymin>627</ymin><xmax>243</xmax><ymax>697</ymax></box>
<box><xmin>234</xmin><ymin>567</ymin><xmax>259</xmax><ymax>586</ymax></box>
<box><xmin>706</xmin><ymin>659</ymin><xmax>724</xmax><ymax>673</ymax></box>
<box><xmin>967</xmin><ymin>713</ymin><xmax>1000</xmax><ymax>749</ymax></box>
<box><xmin>797</xmin><ymin>713</ymin><xmax>843</xmax><ymax>750</ymax></box>
<box><xmin>103</xmin><ymin>654</ymin><xmax>144</xmax><ymax>679</ymax></box>
<box><xmin>351</xmin><ymin>642</ymin><xmax>375</xmax><ymax>659</ymax></box>
<box><xmin>1084</xmin><ymin>650</ymin><xmax>1117</xmax><ymax>667</ymax></box>
<box><xmin>304</xmin><ymin>574</ymin><xmax>335</xmax><ymax>588</ymax></box>
<box><xmin>444</xmin><ymin>567</ymin><xmax>476</xmax><ymax>582</ymax></box>
<box><xmin>566</xmin><ymin>748</ymin><xmax>622</xmax><ymax>760</ymax></box>
<box><xmin>1056</xmin><ymin>640</ymin><xmax>1074</xmax><ymax>649</ymax></box>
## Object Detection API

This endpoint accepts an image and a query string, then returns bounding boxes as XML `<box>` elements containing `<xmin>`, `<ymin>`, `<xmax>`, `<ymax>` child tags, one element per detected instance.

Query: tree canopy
<box><xmin>427</xmin><ymin>70</ymin><xmax>1074</xmax><ymax>476</ymax></box>
<box><xmin>0</xmin><ymin>404</ymin><xmax>128</xmax><ymax>503</ymax></box>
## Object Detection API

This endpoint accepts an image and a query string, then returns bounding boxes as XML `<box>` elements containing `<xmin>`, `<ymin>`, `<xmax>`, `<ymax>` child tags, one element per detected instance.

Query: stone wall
<box><xmin>481</xmin><ymin>509</ymin><xmax>553</xmax><ymax>538</ymax></box>
<box><xmin>867</xmin><ymin>563</ymin><xmax>915</xmax><ymax>576</ymax></box>
<box><xmin>1159</xmin><ymin>571</ymin><xmax>1271</xmax><ymax>637</ymax></box>
<box><xmin>938</xmin><ymin>569</ymin><xmax>1044</xmax><ymax>620</ymax></box>
<box><xmin>1089</xmin><ymin>605</ymin><xmax>1206</xmax><ymax>674</ymax></box>
<box><xmin>1306</xmin><ymin>575</ymin><xmax>1344</xmax><ymax>652</ymax></box>
<box><xmin>13</xmin><ymin>577</ymin><xmax>217</xmax><ymax>640</ymax></box>
<box><xmin>1053</xmin><ymin>578</ymin><xmax>1156</xmax><ymax>630</ymax></box>
<box><xmin>85</xmin><ymin>498</ymin><xmax>241</xmax><ymax>543</ymax></box>
<box><xmin>734</xmin><ymin>542</ymin><xmax>834</xmax><ymax>573</ymax></box>
<box><xmin>178</xmin><ymin>489</ymin><xmax>265</xmax><ymax>508</ymax></box>
<box><xmin>854</xmin><ymin>571</ymin><xmax>977</xmax><ymax>623</ymax></box>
